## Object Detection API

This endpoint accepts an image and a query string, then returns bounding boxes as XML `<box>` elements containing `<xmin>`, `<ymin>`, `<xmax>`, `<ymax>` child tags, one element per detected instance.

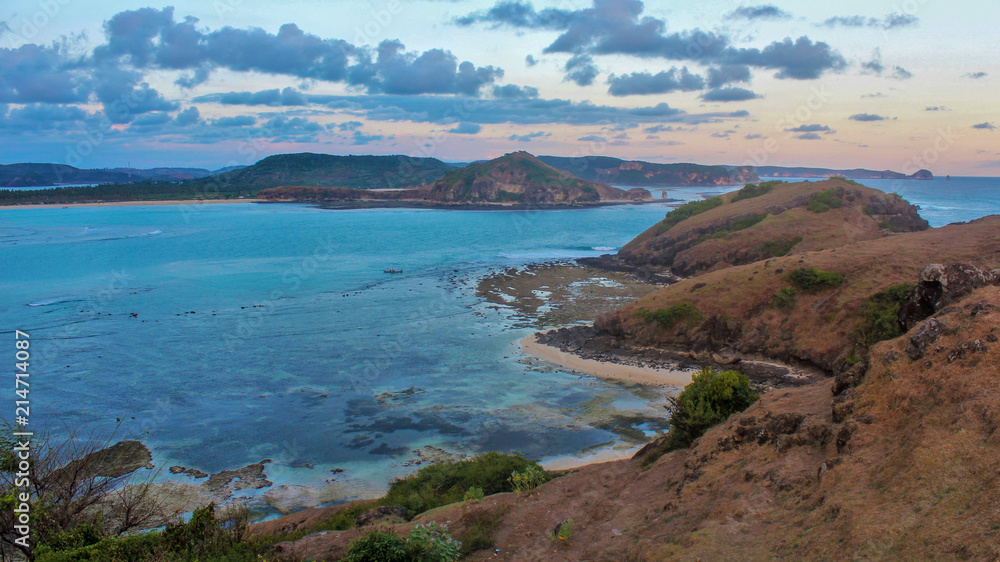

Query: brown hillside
<box><xmin>595</xmin><ymin>216</ymin><xmax>1000</xmax><ymax>373</ymax></box>
<box><xmin>617</xmin><ymin>178</ymin><xmax>928</xmax><ymax>277</ymax></box>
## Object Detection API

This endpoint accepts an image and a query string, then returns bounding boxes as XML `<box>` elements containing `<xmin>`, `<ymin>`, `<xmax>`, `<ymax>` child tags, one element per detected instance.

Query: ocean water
<box><xmin>1</xmin><ymin>176</ymin><xmax>997</xmax><ymax>507</ymax></box>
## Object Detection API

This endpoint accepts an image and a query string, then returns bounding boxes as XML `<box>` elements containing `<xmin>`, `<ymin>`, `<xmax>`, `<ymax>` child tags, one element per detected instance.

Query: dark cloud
<box><xmin>92</xmin><ymin>63</ymin><xmax>178</xmax><ymax>123</ymax></box>
<box><xmin>822</xmin><ymin>13</ymin><xmax>919</xmax><ymax>30</ymax></box>
<box><xmin>924</xmin><ymin>106</ymin><xmax>949</xmax><ymax>111</ymax></box>
<box><xmin>525</xmin><ymin>54</ymin><xmax>538</xmax><ymax>66</ymax></box>
<box><xmin>891</xmin><ymin>66</ymin><xmax>912</xmax><ymax>80</ymax></box>
<box><xmin>701</xmin><ymin>87</ymin><xmax>760</xmax><ymax>102</ymax></box>
<box><xmin>338</xmin><ymin>121</ymin><xmax>363</xmax><ymax>131</ymax></box>
<box><xmin>508</xmin><ymin>131</ymin><xmax>550</xmax><ymax>141</ymax></box>
<box><xmin>213</xmin><ymin>115</ymin><xmax>257</xmax><ymax>127</ymax></box>
<box><xmin>564</xmin><ymin>54</ymin><xmax>598</xmax><ymax>86</ymax></box>
<box><xmin>964</xmin><ymin>72</ymin><xmax>987</xmax><ymax>79</ymax></box>
<box><xmin>0</xmin><ymin>103</ymin><xmax>88</xmax><ymax>130</ymax></box>
<box><xmin>492</xmin><ymin>84</ymin><xmax>539</xmax><ymax>98</ymax></box>
<box><xmin>448</xmin><ymin>122</ymin><xmax>482</xmax><ymax>134</ymax></box>
<box><xmin>725</xmin><ymin>5</ymin><xmax>792</xmax><ymax>20</ymax></box>
<box><xmin>351</xmin><ymin>130</ymin><xmax>385</xmax><ymax>145</ymax></box>
<box><xmin>972</xmin><ymin>122</ymin><xmax>996</xmax><ymax>131</ymax></box>
<box><xmin>797</xmin><ymin>132</ymin><xmax>822</xmax><ymax>140</ymax></box>
<box><xmin>706</xmin><ymin>64</ymin><xmax>752</xmax><ymax>88</ymax></box>
<box><xmin>174</xmin><ymin>106</ymin><xmax>201</xmax><ymax>126</ymax></box>
<box><xmin>849</xmin><ymin>113</ymin><xmax>887</xmax><ymax>121</ymax></box>
<box><xmin>745</xmin><ymin>133</ymin><xmax>765</xmax><ymax>139</ymax></box>
<box><xmin>607</xmin><ymin>67</ymin><xmax>704</xmax><ymax>96</ymax></box>
<box><xmin>643</xmin><ymin>124</ymin><xmax>675</xmax><ymax>133</ymax></box>
<box><xmin>786</xmin><ymin>124</ymin><xmax>832</xmax><ymax>133</ymax></box>
<box><xmin>0</xmin><ymin>43</ymin><xmax>90</xmax><ymax>103</ymax></box>
<box><xmin>458</xmin><ymin>0</ymin><xmax>844</xmax><ymax>80</ymax></box>
<box><xmin>860</xmin><ymin>49</ymin><xmax>911</xmax><ymax>80</ymax></box>
<box><xmin>217</xmin><ymin>87</ymin><xmax>311</xmax><ymax>107</ymax></box>
<box><xmin>577</xmin><ymin>135</ymin><xmax>607</xmax><ymax>142</ymax></box>
<box><xmin>355</xmin><ymin>40</ymin><xmax>503</xmax><ymax>95</ymax></box>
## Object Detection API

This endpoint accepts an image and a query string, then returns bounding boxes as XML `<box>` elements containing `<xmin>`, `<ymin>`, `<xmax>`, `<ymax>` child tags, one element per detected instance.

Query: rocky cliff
<box><xmin>539</xmin><ymin>155</ymin><xmax>759</xmax><ymax>186</ymax></box>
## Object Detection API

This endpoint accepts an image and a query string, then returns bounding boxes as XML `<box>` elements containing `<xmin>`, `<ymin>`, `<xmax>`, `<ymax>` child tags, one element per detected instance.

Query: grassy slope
<box><xmin>619</xmin><ymin>178</ymin><xmax>928</xmax><ymax>276</ymax></box>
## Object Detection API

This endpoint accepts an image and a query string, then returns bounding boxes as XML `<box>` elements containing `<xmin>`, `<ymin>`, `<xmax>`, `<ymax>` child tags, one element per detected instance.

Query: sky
<box><xmin>0</xmin><ymin>0</ymin><xmax>997</xmax><ymax>175</ymax></box>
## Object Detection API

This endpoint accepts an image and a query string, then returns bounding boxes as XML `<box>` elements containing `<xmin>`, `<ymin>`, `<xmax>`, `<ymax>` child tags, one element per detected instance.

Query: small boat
<box><xmin>384</xmin><ymin>268</ymin><xmax>403</xmax><ymax>274</ymax></box>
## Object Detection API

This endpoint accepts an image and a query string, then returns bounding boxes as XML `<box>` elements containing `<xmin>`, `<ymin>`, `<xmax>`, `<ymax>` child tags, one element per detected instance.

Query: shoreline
<box><xmin>0</xmin><ymin>198</ymin><xmax>264</xmax><ymax>208</ymax></box>
<box><xmin>520</xmin><ymin>333</ymin><xmax>694</xmax><ymax>387</ymax></box>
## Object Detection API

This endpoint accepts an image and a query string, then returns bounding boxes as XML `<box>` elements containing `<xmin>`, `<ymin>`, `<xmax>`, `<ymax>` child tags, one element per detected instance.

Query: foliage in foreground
<box><xmin>806</xmin><ymin>189</ymin><xmax>844</xmax><ymax>213</ymax></box>
<box><xmin>642</xmin><ymin>368</ymin><xmax>759</xmax><ymax>467</ymax></box>
<box><xmin>655</xmin><ymin>197</ymin><xmax>724</xmax><ymax>234</ymax></box>
<box><xmin>346</xmin><ymin>523</ymin><xmax>461</xmax><ymax>562</ymax></box>
<box><xmin>730</xmin><ymin>180</ymin><xmax>783</xmax><ymax>202</ymax></box>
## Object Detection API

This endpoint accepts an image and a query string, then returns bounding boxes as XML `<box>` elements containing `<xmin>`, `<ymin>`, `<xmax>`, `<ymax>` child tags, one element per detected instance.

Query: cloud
<box><xmin>213</xmin><ymin>115</ymin><xmax>257</xmax><ymax>127</ymax></box>
<box><xmin>849</xmin><ymin>113</ymin><xmax>887</xmax><ymax>121</ymax></box>
<box><xmin>564</xmin><ymin>53</ymin><xmax>598</xmax><ymax>86</ymax></box>
<box><xmin>338</xmin><ymin>121</ymin><xmax>363</xmax><ymax>131</ymax></box>
<box><xmin>925</xmin><ymin>106</ymin><xmax>949</xmax><ymax>111</ymax></box>
<box><xmin>786</xmin><ymin>123</ymin><xmax>832</xmax><ymax>133</ymax></box>
<box><xmin>822</xmin><ymin>13</ymin><xmax>919</xmax><ymax>30</ymax></box>
<box><xmin>508</xmin><ymin>131</ymin><xmax>550</xmax><ymax>141</ymax></box>
<box><xmin>725</xmin><ymin>5</ymin><xmax>792</xmax><ymax>21</ymax></box>
<box><xmin>458</xmin><ymin>0</ymin><xmax>844</xmax><ymax>80</ymax></box>
<box><xmin>701</xmin><ymin>87</ymin><xmax>760</xmax><ymax>102</ymax></box>
<box><xmin>891</xmin><ymin>66</ymin><xmax>912</xmax><ymax>80</ymax></box>
<box><xmin>860</xmin><ymin>49</ymin><xmax>912</xmax><ymax>80</ymax></box>
<box><xmin>577</xmin><ymin>135</ymin><xmax>607</xmax><ymax>142</ymax></box>
<box><xmin>353</xmin><ymin>40</ymin><xmax>504</xmax><ymax>95</ymax></box>
<box><xmin>745</xmin><ymin>133</ymin><xmax>765</xmax><ymax>139</ymax></box>
<box><xmin>643</xmin><ymin>124</ymin><xmax>675</xmax><ymax>133</ymax></box>
<box><xmin>797</xmin><ymin>132</ymin><xmax>822</xmax><ymax>140</ymax></box>
<box><xmin>972</xmin><ymin>122</ymin><xmax>996</xmax><ymax>131</ymax></box>
<box><xmin>448</xmin><ymin>122</ymin><xmax>482</xmax><ymax>134</ymax></box>
<box><xmin>218</xmin><ymin>87</ymin><xmax>311</xmax><ymax>106</ymax></box>
<box><xmin>351</xmin><ymin>130</ymin><xmax>385</xmax><ymax>145</ymax></box>
<box><xmin>0</xmin><ymin>103</ymin><xmax>89</xmax><ymax>131</ymax></box>
<box><xmin>607</xmin><ymin>67</ymin><xmax>704</xmax><ymax>96</ymax></box>
<box><xmin>0</xmin><ymin>43</ymin><xmax>91</xmax><ymax>104</ymax></box>
<box><xmin>964</xmin><ymin>72</ymin><xmax>987</xmax><ymax>79</ymax></box>
<box><xmin>706</xmin><ymin>64</ymin><xmax>752</xmax><ymax>88</ymax></box>
<box><xmin>492</xmin><ymin>84</ymin><xmax>539</xmax><ymax>98</ymax></box>
<box><xmin>174</xmin><ymin>106</ymin><xmax>201</xmax><ymax>126</ymax></box>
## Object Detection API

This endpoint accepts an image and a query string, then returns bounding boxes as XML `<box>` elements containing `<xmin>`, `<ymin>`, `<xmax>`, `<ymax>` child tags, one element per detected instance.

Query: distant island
<box><xmin>759</xmin><ymin>166</ymin><xmax>933</xmax><ymax>180</ymax></box>
<box><xmin>0</xmin><ymin>151</ymin><xmax>934</xmax><ymax>206</ymax></box>
<box><xmin>258</xmin><ymin>151</ymin><xmax>653</xmax><ymax>207</ymax></box>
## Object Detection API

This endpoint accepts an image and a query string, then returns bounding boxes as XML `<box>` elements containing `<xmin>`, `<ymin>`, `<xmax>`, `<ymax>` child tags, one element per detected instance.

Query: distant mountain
<box><xmin>537</xmin><ymin>156</ymin><xmax>759</xmax><ymax>187</ymax></box>
<box><xmin>425</xmin><ymin>151</ymin><xmax>652</xmax><ymax>205</ymax></box>
<box><xmin>189</xmin><ymin>153</ymin><xmax>455</xmax><ymax>191</ymax></box>
<box><xmin>758</xmin><ymin>166</ymin><xmax>933</xmax><ymax>180</ymax></box>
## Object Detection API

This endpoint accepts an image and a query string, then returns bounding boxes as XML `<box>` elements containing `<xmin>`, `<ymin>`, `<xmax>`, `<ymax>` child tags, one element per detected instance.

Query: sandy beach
<box><xmin>540</xmin><ymin>445</ymin><xmax>643</xmax><ymax>471</ymax></box>
<box><xmin>520</xmin><ymin>333</ymin><xmax>695</xmax><ymax>387</ymax></box>
<box><xmin>0</xmin><ymin>198</ymin><xmax>264</xmax><ymax>208</ymax></box>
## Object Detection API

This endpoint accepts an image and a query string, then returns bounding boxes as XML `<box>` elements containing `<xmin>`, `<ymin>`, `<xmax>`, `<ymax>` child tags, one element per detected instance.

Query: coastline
<box><xmin>0</xmin><ymin>198</ymin><xmax>264</xmax><ymax>208</ymax></box>
<box><xmin>520</xmin><ymin>333</ymin><xmax>694</xmax><ymax>387</ymax></box>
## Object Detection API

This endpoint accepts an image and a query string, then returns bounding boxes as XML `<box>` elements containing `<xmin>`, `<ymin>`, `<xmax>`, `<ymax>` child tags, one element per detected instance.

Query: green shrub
<box><xmin>407</xmin><ymin>522</ymin><xmax>462</xmax><ymax>561</ymax></box>
<box><xmin>786</xmin><ymin>267</ymin><xmax>845</xmax><ymax>292</ymax></box>
<box><xmin>878</xmin><ymin>219</ymin><xmax>906</xmax><ymax>233</ymax></box>
<box><xmin>772</xmin><ymin>287</ymin><xmax>798</xmax><ymax>311</ymax></box>
<box><xmin>346</xmin><ymin>530</ymin><xmax>410</xmax><ymax>562</ymax></box>
<box><xmin>731</xmin><ymin>180</ymin><xmax>783</xmax><ymax>202</ymax></box>
<box><xmin>383</xmin><ymin>452</ymin><xmax>545</xmax><ymax>518</ymax></box>
<box><xmin>548</xmin><ymin>519</ymin><xmax>574</xmax><ymax>543</ymax></box>
<box><xmin>508</xmin><ymin>465</ymin><xmax>547</xmax><ymax>493</ymax></box>
<box><xmin>655</xmin><ymin>197</ymin><xmax>724</xmax><ymax>234</ymax></box>
<box><xmin>463</xmin><ymin>486</ymin><xmax>484</xmax><ymax>503</ymax></box>
<box><xmin>758</xmin><ymin>236</ymin><xmax>803</xmax><ymax>258</ymax></box>
<box><xmin>806</xmin><ymin>189</ymin><xmax>844</xmax><ymax>213</ymax></box>
<box><xmin>854</xmin><ymin>283</ymin><xmax>914</xmax><ymax>347</ymax></box>
<box><xmin>642</xmin><ymin>368</ymin><xmax>758</xmax><ymax>466</ymax></box>
<box><xmin>636</xmin><ymin>302</ymin><xmax>703</xmax><ymax>330</ymax></box>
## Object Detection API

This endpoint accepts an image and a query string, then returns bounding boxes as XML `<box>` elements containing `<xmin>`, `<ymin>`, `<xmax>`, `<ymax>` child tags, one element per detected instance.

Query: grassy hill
<box><xmin>616</xmin><ymin>178</ymin><xmax>929</xmax><ymax>277</ymax></box>
<box><xmin>425</xmin><ymin>151</ymin><xmax>651</xmax><ymax>204</ymax></box>
<box><xmin>538</xmin><ymin>155</ymin><xmax>759</xmax><ymax>186</ymax></box>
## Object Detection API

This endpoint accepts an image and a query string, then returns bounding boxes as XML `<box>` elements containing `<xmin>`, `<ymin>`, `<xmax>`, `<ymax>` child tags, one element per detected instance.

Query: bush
<box><xmin>636</xmin><ymin>302</ymin><xmax>703</xmax><ymax>330</ymax></box>
<box><xmin>758</xmin><ymin>236</ymin><xmax>803</xmax><ymax>258</ymax></box>
<box><xmin>655</xmin><ymin>197</ymin><xmax>724</xmax><ymax>234</ymax></box>
<box><xmin>854</xmin><ymin>283</ymin><xmax>914</xmax><ymax>347</ymax></box>
<box><xmin>642</xmin><ymin>368</ymin><xmax>758</xmax><ymax>466</ymax></box>
<box><xmin>382</xmin><ymin>452</ymin><xmax>545</xmax><ymax>518</ymax></box>
<box><xmin>508</xmin><ymin>465</ymin><xmax>546</xmax><ymax>493</ymax></box>
<box><xmin>457</xmin><ymin>507</ymin><xmax>506</xmax><ymax>555</ymax></box>
<box><xmin>786</xmin><ymin>267</ymin><xmax>845</xmax><ymax>292</ymax></box>
<box><xmin>346</xmin><ymin>530</ymin><xmax>410</xmax><ymax>562</ymax></box>
<box><xmin>407</xmin><ymin>522</ymin><xmax>462</xmax><ymax>561</ymax></box>
<box><xmin>772</xmin><ymin>287</ymin><xmax>798</xmax><ymax>311</ymax></box>
<box><xmin>731</xmin><ymin>180</ymin><xmax>783</xmax><ymax>202</ymax></box>
<box><xmin>806</xmin><ymin>189</ymin><xmax>844</xmax><ymax>213</ymax></box>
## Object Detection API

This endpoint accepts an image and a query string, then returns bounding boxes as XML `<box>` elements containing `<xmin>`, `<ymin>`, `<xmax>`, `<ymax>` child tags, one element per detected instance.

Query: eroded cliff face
<box><xmin>615</xmin><ymin>179</ymin><xmax>929</xmax><ymax>278</ymax></box>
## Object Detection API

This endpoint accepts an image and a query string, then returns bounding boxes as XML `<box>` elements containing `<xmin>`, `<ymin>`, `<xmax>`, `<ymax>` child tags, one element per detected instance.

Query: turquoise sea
<box><xmin>1</xmin><ymin>176</ymin><xmax>998</xmax><ymax>509</ymax></box>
